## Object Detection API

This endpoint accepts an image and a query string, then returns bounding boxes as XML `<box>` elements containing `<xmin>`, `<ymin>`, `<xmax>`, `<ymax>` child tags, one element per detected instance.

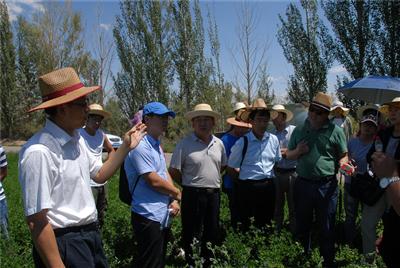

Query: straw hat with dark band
<box><xmin>88</xmin><ymin>104</ymin><xmax>111</xmax><ymax>119</ymax></box>
<box><xmin>303</xmin><ymin>92</ymin><xmax>333</xmax><ymax>111</ymax></box>
<box><xmin>29</xmin><ymin>67</ymin><xmax>100</xmax><ymax>112</ymax></box>
<box><xmin>239</xmin><ymin>98</ymin><xmax>278</xmax><ymax>123</ymax></box>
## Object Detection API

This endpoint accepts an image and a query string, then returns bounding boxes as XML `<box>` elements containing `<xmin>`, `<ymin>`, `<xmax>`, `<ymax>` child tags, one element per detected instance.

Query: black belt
<box><xmin>237</xmin><ymin>178</ymin><xmax>273</xmax><ymax>184</ymax></box>
<box><xmin>53</xmin><ymin>222</ymin><xmax>98</xmax><ymax>237</ymax></box>
<box><xmin>183</xmin><ymin>186</ymin><xmax>220</xmax><ymax>194</ymax></box>
<box><xmin>275</xmin><ymin>167</ymin><xmax>296</xmax><ymax>173</ymax></box>
<box><xmin>298</xmin><ymin>175</ymin><xmax>336</xmax><ymax>183</ymax></box>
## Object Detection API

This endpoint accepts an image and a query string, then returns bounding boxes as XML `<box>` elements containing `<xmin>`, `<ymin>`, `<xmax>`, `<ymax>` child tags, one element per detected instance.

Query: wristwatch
<box><xmin>379</xmin><ymin>176</ymin><xmax>400</xmax><ymax>189</ymax></box>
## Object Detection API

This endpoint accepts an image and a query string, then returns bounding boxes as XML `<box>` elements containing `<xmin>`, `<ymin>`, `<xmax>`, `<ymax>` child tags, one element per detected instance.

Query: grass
<box><xmin>0</xmin><ymin>153</ymin><xmax>387</xmax><ymax>267</ymax></box>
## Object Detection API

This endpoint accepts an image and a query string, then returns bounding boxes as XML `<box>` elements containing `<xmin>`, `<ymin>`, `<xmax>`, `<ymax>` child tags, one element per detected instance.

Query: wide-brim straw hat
<box><xmin>331</xmin><ymin>100</ymin><xmax>350</xmax><ymax>115</ymax></box>
<box><xmin>271</xmin><ymin>104</ymin><xmax>293</xmax><ymax>122</ymax></box>
<box><xmin>226</xmin><ymin>117</ymin><xmax>252</xmax><ymax>128</ymax></box>
<box><xmin>185</xmin><ymin>103</ymin><xmax>220</xmax><ymax>121</ymax></box>
<box><xmin>303</xmin><ymin>92</ymin><xmax>332</xmax><ymax>112</ymax></box>
<box><xmin>239</xmin><ymin>98</ymin><xmax>278</xmax><ymax>123</ymax></box>
<box><xmin>88</xmin><ymin>104</ymin><xmax>111</xmax><ymax>119</ymax></box>
<box><xmin>29</xmin><ymin>67</ymin><xmax>100</xmax><ymax>112</ymax></box>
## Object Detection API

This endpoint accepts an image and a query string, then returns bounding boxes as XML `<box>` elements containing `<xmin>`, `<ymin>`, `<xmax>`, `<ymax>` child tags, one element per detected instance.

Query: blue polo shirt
<box><xmin>228</xmin><ymin>131</ymin><xmax>281</xmax><ymax>180</ymax></box>
<box><xmin>124</xmin><ymin>134</ymin><xmax>170</xmax><ymax>223</ymax></box>
<box><xmin>221</xmin><ymin>133</ymin><xmax>240</xmax><ymax>189</ymax></box>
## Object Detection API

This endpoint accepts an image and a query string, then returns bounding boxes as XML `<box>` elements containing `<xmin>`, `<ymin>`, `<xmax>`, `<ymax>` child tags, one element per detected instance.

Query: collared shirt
<box><xmin>288</xmin><ymin>119</ymin><xmax>347</xmax><ymax>179</ymax></box>
<box><xmin>273</xmin><ymin>125</ymin><xmax>297</xmax><ymax>169</ymax></box>
<box><xmin>0</xmin><ymin>145</ymin><xmax>7</xmax><ymax>201</ymax></box>
<box><xmin>228</xmin><ymin>131</ymin><xmax>281</xmax><ymax>180</ymax></box>
<box><xmin>124</xmin><ymin>134</ymin><xmax>170</xmax><ymax>223</ymax></box>
<box><xmin>18</xmin><ymin>119</ymin><xmax>102</xmax><ymax>228</ymax></box>
<box><xmin>170</xmin><ymin>133</ymin><xmax>227</xmax><ymax>188</ymax></box>
<box><xmin>79</xmin><ymin>128</ymin><xmax>107</xmax><ymax>187</ymax></box>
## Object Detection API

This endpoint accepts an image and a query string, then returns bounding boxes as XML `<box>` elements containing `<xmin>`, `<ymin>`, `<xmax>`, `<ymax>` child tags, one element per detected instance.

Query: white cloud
<box><xmin>6</xmin><ymin>0</ymin><xmax>44</xmax><ymax>22</ymax></box>
<box><xmin>329</xmin><ymin>65</ymin><xmax>347</xmax><ymax>75</ymax></box>
<box><xmin>99</xmin><ymin>23</ymin><xmax>111</xmax><ymax>31</ymax></box>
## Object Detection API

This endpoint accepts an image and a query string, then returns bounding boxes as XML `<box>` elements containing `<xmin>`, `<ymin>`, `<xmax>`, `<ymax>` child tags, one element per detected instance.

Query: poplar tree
<box><xmin>278</xmin><ymin>0</ymin><xmax>334</xmax><ymax>102</ymax></box>
<box><xmin>0</xmin><ymin>0</ymin><xmax>18</xmax><ymax>138</ymax></box>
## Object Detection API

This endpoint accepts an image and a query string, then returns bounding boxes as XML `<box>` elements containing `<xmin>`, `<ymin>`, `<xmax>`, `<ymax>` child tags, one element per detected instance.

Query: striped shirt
<box><xmin>0</xmin><ymin>145</ymin><xmax>8</xmax><ymax>201</ymax></box>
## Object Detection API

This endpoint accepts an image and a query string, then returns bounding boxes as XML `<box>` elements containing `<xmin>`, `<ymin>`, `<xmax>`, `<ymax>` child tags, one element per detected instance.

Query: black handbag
<box><xmin>349</xmin><ymin>173</ymin><xmax>384</xmax><ymax>206</ymax></box>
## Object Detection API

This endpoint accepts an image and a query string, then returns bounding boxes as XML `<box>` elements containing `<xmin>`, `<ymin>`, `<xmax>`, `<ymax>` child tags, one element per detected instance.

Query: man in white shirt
<box><xmin>19</xmin><ymin>67</ymin><xmax>146</xmax><ymax>268</ymax></box>
<box><xmin>79</xmin><ymin>104</ymin><xmax>115</xmax><ymax>228</ymax></box>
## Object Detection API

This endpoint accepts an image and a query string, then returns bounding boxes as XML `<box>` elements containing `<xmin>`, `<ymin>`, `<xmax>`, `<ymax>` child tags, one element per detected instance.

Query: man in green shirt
<box><xmin>287</xmin><ymin>92</ymin><xmax>348</xmax><ymax>267</ymax></box>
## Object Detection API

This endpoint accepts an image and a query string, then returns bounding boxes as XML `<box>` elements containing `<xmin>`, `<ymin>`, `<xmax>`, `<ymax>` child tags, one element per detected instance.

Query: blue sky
<box><xmin>7</xmin><ymin>0</ymin><xmax>348</xmax><ymax>101</ymax></box>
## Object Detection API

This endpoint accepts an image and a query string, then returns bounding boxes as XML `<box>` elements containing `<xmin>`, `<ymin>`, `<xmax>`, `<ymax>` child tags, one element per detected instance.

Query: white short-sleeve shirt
<box><xmin>19</xmin><ymin>119</ymin><xmax>102</xmax><ymax>228</ymax></box>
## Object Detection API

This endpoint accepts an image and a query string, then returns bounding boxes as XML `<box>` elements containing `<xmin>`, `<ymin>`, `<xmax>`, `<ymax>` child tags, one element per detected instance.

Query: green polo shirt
<box><xmin>288</xmin><ymin>119</ymin><xmax>347</xmax><ymax>179</ymax></box>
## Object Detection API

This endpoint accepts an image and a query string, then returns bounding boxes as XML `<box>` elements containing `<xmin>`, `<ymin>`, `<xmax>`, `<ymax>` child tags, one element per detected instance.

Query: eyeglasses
<box><xmin>309</xmin><ymin>106</ymin><xmax>328</xmax><ymax>116</ymax></box>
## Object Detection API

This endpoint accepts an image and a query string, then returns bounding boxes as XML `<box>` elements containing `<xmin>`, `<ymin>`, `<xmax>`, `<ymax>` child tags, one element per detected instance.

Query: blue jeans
<box><xmin>0</xmin><ymin>198</ymin><xmax>9</xmax><ymax>239</ymax></box>
<box><xmin>294</xmin><ymin>177</ymin><xmax>338</xmax><ymax>266</ymax></box>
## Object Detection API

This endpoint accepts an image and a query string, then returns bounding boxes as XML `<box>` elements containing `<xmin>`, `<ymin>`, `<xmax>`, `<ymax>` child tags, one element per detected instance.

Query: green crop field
<box><xmin>0</xmin><ymin>153</ymin><xmax>385</xmax><ymax>267</ymax></box>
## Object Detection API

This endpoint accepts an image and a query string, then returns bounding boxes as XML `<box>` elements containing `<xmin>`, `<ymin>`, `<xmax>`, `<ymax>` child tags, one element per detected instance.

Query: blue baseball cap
<box><xmin>143</xmin><ymin>102</ymin><xmax>176</xmax><ymax>118</ymax></box>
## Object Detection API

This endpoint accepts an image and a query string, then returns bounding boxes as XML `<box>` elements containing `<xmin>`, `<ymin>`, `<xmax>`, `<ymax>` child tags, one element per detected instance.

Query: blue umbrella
<box><xmin>338</xmin><ymin>75</ymin><xmax>400</xmax><ymax>104</ymax></box>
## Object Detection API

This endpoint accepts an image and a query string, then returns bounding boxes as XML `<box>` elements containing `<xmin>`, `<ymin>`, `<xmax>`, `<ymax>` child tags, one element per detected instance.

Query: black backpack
<box><xmin>119</xmin><ymin>161</ymin><xmax>140</xmax><ymax>206</ymax></box>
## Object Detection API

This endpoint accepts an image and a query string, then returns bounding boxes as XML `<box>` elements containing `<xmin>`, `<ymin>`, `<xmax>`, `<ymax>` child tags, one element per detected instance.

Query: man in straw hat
<box><xmin>286</xmin><ymin>92</ymin><xmax>349</xmax><ymax>267</ymax></box>
<box><xmin>125</xmin><ymin>101</ymin><xmax>181</xmax><ymax>268</ymax></box>
<box><xmin>79</xmin><ymin>103</ymin><xmax>114</xmax><ymax>228</ymax></box>
<box><xmin>169</xmin><ymin>103</ymin><xmax>227</xmax><ymax>266</ymax></box>
<box><xmin>18</xmin><ymin>67</ymin><xmax>146</xmax><ymax>268</ymax></box>
<box><xmin>227</xmin><ymin>98</ymin><xmax>281</xmax><ymax>231</ymax></box>
<box><xmin>271</xmin><ymin>104</ymin><xmax>297</xmax><ymax>233</ymax></box>
<box><xmin>220</xmin><ymin>109</ymin><xmax>251</xmax><ymax>227</ymax></box>
<box><xmin>330</xmin><ymin>100</ymin><xmax>353</xmax><ymax>142</ymax></box>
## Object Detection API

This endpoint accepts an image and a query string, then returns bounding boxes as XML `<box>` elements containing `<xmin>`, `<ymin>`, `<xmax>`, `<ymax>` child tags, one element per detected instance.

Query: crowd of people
<box><xmin>0</xmin><ymin>66</ymin><xmax>398</xmax><ymax>268</ymax></box>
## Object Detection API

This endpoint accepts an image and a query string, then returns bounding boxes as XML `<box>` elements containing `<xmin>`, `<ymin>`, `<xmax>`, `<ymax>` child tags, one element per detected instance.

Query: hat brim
<box><xmin>273</xmin><ymin>109</ymin><xmax>293</xmax><ymax>122</ymax></box>
<box><xmin>28</xmin><ymin>86</ymin><xmax>100</xmax><ymax>112</ymax></box>
<box><xmin>303</xmin><ymin>101</ymin><xmax>331</xmax><ymax>112</ymax></box>
<box><xmin>240</xmin><ymin>108</ymin><xmax>277</xmax><ymax>123</ymax></box>
<box><xmin>226</xmin><ymin>117</ymin><xmax>252</xmax><ymax>128</ymax></box>
<box><xmin>185</xmin><ymin>110</ymin><xmax>220</xmax><ymax>121</ymax></box>
<box><xmin>89</xmin><ymin>109</ymin><xmax>111</xmax><ymax>119</ymax></box>
<box><xmin>331</xmin><ymin>106</ymin><xmax>350</xmax><ymax>115</ymax></box>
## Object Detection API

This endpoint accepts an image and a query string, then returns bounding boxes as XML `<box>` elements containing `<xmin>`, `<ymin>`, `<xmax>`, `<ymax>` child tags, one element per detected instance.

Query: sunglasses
<box><xmin>309</xmin><ymin>106</ymin><xmax>328</xmax><ymax>116</ymax></box>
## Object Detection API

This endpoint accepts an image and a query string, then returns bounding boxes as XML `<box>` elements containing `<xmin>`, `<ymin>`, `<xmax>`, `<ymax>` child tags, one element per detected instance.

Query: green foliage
<box><xmin>114</xmin><ymin>0</ymin><xmax>174</xmax><ymax>118</ymax></box>
<box><xmin>278</xmin><ymin>0</ymin><xmax>334</xmax><ymax>102</ymax></box>
<box><xmin>0</xmin><ymin>1</ymin><xmax>19</xmax><ymax>139</ymax></box>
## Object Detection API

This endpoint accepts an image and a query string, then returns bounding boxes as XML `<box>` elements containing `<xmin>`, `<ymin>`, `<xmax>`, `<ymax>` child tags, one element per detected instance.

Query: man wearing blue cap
<box><xmin>124</xmin><ymin>101</ymin><xmax>181</xmax><ymax>268</ymax></box>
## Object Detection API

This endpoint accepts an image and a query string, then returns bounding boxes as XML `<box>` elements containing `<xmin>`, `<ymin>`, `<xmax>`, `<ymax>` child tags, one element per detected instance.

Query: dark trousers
<box><xmin>234</xmin><ymin>178</ymin><xmax>276</xmax><ymax>231</ymax></box>
<box><xmin>294</xmin><ymin>177</ymin><xmax>338</xmax><ymax>267</ymax></box>
<box><xmin>131</xmin><ymin>212</ymin><xmax>168</xmax><ymax>268</ymax></box>
<box><xmin>181</xmin><ymin>186</ymin><xmax>220</xmax><ymax>266</ymax></box>
<box><xmin>33</xmin><ymin>223</ymin><xmax>108</xmax><ymax>268</ymax></box>
<box><xmin>223</xmin><ymin>187</ymin><xmax>238</xmax><ymax>227</ymax></box>
<box><xmin>92</xmin><ymin>185</ymin><xmax>108</xmax><ymax>228</ymax></box>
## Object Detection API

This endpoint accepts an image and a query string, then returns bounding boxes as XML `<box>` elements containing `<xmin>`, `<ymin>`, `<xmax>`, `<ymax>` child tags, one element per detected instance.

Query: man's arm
<box><xmin>0</xmin><ymin>166</ymin><xmax>7</xmax><ymax>182</ymax></box>
<box><xmin>27</xmin><ymin>210</ymin><xmax>65</xmax><ymax>268</ymax></box>
<box><xmin>103</xmin><ymin>135</ymin><xmax>115</xmax><ymax>161</ymax></box>
<box><xmin>286</xmin><ymin>140</ymin><xmax>309</xmax><ymax>160</ymax></box>
<box><xmin>168</xmin><ymin>167</ymin><xmax>182</xmax><ymax>184</ymax></box>
<box><xmin>142</xmin><ymin>172</ymin><xmax>181</xmax><ymax>201</ymax></box>
<box><xmin>372</xmin><ymin>152</ymin><xmax>400</xmax><ymax>215</ymax></box>
<box><xmin>94</xmin><ymin>123</ymin><xmax>146</xmax><ymax>184</ymax></box>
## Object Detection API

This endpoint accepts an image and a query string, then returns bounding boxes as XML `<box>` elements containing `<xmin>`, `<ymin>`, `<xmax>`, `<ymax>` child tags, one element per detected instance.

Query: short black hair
<box><xmin>249</xmin><ymin>109</ymin><xmax>270</xmax><ymax>120</ymax></box>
